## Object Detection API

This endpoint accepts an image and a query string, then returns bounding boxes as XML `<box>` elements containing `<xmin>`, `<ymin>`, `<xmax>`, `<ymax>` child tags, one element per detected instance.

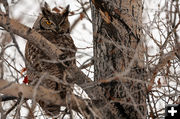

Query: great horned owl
<box><xmin>25</xmin><ymin>3</ymin><xmax>76</xmax><ymax>117</ymax></box>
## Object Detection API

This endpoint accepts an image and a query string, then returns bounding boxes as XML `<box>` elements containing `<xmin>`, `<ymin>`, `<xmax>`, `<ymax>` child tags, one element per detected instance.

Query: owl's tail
<box><xmin>39</xmin><ymin>100</ymin><xmax>61</xmax><ymax>117</ymax></box>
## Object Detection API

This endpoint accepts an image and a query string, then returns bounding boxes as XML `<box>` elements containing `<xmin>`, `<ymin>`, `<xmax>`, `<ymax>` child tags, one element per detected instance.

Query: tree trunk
<box><xmin>91</xmin><ymin>0</ymin><xmax>147</xmax><ymax>118</ymax></box>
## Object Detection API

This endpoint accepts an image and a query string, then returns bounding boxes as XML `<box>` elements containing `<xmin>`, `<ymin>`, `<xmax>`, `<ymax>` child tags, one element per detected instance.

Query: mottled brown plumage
<box><xmin>25</xmin><ymin>3</ymin><xmax>76</xmax><ymax>117</ymax></box>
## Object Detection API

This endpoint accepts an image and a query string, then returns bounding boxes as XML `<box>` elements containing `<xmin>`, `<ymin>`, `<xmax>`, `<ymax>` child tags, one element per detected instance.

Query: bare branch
<box><xmin>0</xmin><ymin>79</ymin><xmax>89</xmax><ymax>115</ymax></box>
<box><xmin>0</xmin><ymin>7</ymin><xmax>120</xmax><ymax>119</ymax></box>
<box><xmin>0</xmin><ymin>95</ymin><xmax>17</xmax><ymax>101</ymax></box>
<box><xmin>0</xmin><ymin>11</ymin><xmax>104</xmax><ymax>102</ymax></box>
<box><xmin>0</xmin><ymin>12</ymin><xmax>63</xmax><ymax>61</ymax></box>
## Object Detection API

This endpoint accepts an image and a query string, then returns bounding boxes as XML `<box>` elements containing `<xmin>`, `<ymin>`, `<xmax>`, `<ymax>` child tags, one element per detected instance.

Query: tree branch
<box><xmin>0</xmin><ymin>11</ymin><xmax>102</xmax><ymax>100</ymax></box>
<box><xmin>0</xmin><ymin>95</ymin><xmax>17</xmax><ymax>101</ymax></box>
<box><xmin>0</xmin><ymin>12</ymin><xmax>63</xmax><ymax>61</ymax></box>
<box><xmin>0</xmin><ymin>11</ymin><xmax>118</xmax><ymax>119</ymax></box>
<box><xmin>0</xmin><ymin>79</ymin><xmax>89</xmax><ymax>114</ymax></box>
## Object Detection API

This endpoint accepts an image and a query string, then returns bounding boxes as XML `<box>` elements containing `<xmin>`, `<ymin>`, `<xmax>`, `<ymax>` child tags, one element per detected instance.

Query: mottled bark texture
<box><xmin>91</xmin><ymin>0</ymin><xmax>147</xmax><ymax>118</ymax></box>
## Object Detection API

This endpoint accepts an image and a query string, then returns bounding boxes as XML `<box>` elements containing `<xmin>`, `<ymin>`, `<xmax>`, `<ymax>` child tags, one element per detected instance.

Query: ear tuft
<box><xmin>41</xmin><ymin>2</ymin><xmax>51</xmax><ymax>16</ymax></box>
<box><xmin>62</xmin><ymin>5</ymin><xmax>70</xmax><ymax>16</ymax></box>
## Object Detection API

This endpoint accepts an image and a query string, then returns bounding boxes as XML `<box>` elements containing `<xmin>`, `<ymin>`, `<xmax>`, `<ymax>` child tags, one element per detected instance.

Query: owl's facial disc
<box><xmin>40</xmin><ymin>5</ymin><xmax>70</xmax><ymax>34</ymax></box>
<box><xmin>40</xmin><ymin>17</ymin><xmax>56</xmax><ymax>32</ymax></box>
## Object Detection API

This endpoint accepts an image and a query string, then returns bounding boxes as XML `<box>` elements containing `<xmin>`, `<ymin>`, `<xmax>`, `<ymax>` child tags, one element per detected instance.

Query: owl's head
<box><xmin>34</xmin><ymin>2</ymin><xmax>70</xmax><ymax>34</ymax></box>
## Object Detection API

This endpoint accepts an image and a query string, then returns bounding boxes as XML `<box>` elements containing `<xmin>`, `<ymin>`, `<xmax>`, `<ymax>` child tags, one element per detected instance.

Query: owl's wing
<box><xmin>55</xmin><ymin>34</ymin><xmax>77</xmax><ymax>65</ymax></box>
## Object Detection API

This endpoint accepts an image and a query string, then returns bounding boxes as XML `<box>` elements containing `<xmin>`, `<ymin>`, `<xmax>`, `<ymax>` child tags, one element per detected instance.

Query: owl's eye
<box><xmin>46</xmin><ymin>21</ymin><xmax>52</xmax><ymax>25</ymax></box>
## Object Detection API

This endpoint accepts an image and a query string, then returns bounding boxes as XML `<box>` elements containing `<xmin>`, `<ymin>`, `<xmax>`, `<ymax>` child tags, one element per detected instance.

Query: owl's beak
<box><xmin>56</xmin><ymin>27</ymin><xmax>59</xmax><ymax>32</ymax></box>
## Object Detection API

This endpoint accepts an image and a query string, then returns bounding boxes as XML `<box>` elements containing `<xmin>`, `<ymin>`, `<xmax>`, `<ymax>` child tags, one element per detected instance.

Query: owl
<box><xmin>25</xmin><ymin>3</ymin><xmax>77</xmax><ymax>117</ymax></box>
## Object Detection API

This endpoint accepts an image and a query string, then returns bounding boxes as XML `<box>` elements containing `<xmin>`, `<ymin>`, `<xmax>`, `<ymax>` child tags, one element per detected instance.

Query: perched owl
<box><xmin>25</xmin><ymin>3</ymin><xmax>76</xmax><ymax>117</ymax></box>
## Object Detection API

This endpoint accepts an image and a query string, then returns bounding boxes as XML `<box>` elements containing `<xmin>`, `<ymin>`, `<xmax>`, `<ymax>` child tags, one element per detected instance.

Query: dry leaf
<box><xmin>20</xmin><ymin>68</ymin><xmax>27</xmax><ymax>76</ymax></box>
<box><xmin>157</xmin><ymin>78</ymin><xmax>161</xmax><ymax>88</ymax></box>
<box><xmin>80</xmin><ymin>13</ymin><xmax>84</xmax><ymax>20</ymax></box>
<box><xmin>52</xmin><ymin>7</ymin><xmax>60</xmax><ymax>13</ymax></box>
<box><xmin>70</xmin><ymin>11</ymin><xmax>75</xmax><ymax>15</ymax></box>
<box><xmin>23</xmin><ymin>76</ymin><xmax>28</xmax><ymax>84</ymax></box>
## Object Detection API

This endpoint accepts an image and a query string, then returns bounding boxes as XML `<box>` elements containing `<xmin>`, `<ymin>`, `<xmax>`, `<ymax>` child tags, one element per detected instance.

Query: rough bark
<box><xmin>91</xmin><ymin>0</ymin><xmax>147</xmax><ymax>118</ymax></box>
